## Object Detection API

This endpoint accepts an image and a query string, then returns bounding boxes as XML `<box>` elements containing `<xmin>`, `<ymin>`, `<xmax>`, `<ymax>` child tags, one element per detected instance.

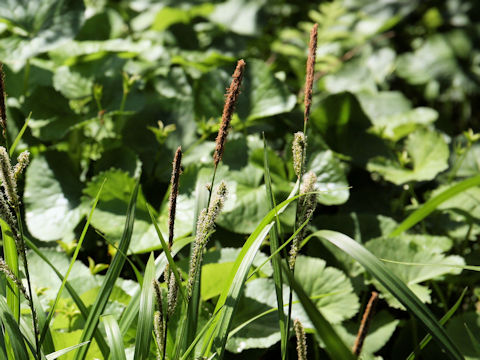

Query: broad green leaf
<box><xmin>227</xmin><ymin>256</ymin><xmax>359</xmax><ymax>353</ymax></box>
<box><xmin>329</xmin><ymin>311</ymin><xmax>399</xmax><ymax>358</ymax></box>
<box><xmin>357</xmin><ymin>91</ymin><xmax>438</xmax><ymax>141</ymax></box>
<box><xmin>281</xmin><ymin>262</ymin><xmax>356</xmax><ymax>360</ymax></box>
<box><xmin>27</xmin><ymin>249</ymin><xmax>101</xmax><ymax>306</ymax></box>
<box><xmin>367</xmin><ymin>128</ymin><xmax>449</xmax><ymax>185</ymax></box>
<box><xmin>310</xmin><ymin>92</ymin><xmax>388</xmax><ymax>166</ymax></box>
<box><xmin>308</xmin><ymin>150</ymin><xmax>349</xmax><ymax>205</ymax></box>
<box><xmin>53</xmin><ymin>66</ymin><xmax>93</xmax><ymax>99</ymax></box>
<box><xmin>0</xmin><ymin>0</ymin><xmax>85</xmax><ymax>70</ymax></box>
<box><xmin>396</xmin><ymin>32</ymin><xmax>471</xmax><ymax>86</ymax></box>
<box><xmin>314</xmin><ymin>230</ymin><xmax>463</xmax><ymax>360</ymax></box>
<box><xmin>151</xmin><ymin>4</ymin><xmax>213</xmax><ymax>31</ymax></box>
<box><xmin>366</xmin><ymin>235</ymin><xmax>464</xmax><ymax>309</ymax></box>
<box><xmin>209</xmin><ymin>0</ymin><xmax>266</xmax><ymax>36</ymax></box>
<box><xmin>25</xmin><ymin>86</ymin><xmax>80</xmax><ymax>141</ymax></box>
<box><xmin>24</xmin><ymin>151</ymin><xmax>86</xmax><ymax>241</ymax></box>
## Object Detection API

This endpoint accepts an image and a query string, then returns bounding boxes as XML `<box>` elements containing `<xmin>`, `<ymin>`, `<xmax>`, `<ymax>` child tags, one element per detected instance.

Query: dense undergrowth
<box><xmin>1</xmin><ymin>0</ymin><xmax>480</xmax><ymax>359</ymax></box>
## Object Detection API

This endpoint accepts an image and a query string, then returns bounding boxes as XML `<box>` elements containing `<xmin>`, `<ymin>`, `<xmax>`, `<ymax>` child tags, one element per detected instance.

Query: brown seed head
<box><xmin>168</xmin><ymin>146</ymin><xmax>182</xmax><ymax>250</ymax></box>
<box><xmin>294</xmin><ymin>318</ymin><xmax>307</xmax><ymax>360</ymax></box>
<box><xmin>0</xmin><ymin>63</ymin><xmax>6</xmax><ymax>138</ymax></box>
<box><xmin>214</xmin><ymin>59</ymin><xmax>246</xmax><ymax>167</ymax></box>
<box><xmin>304</xmin><ymin>24</ymin><xmax>318</xmax><ymax>125</ymax></box>
<box><xmin>353</xmin><ymin>291</ymin><xmax>379</xmax><ymax>356</ymax></box>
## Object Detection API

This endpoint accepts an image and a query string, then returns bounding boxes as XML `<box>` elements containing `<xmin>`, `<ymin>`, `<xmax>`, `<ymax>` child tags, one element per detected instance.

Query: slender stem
<box><xmin>15</xmin><ymin>206</ymin><xmax>40</xmax><ymax>359</ymax></box>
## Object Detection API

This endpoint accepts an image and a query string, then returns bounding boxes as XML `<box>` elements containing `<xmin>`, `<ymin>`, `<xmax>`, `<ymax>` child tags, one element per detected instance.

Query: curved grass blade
<box><xmin>1</xmin><ymin>219</ymin><xmax>19</xmax><ymax>322</ymax></box>
<box><xmin>46</xmin><ymin>342</ymin><xmax>90</xmax><ymax>360</ymax></box>
<box><xmin>0</xmin><ymin>329</ymin><xmax>7</xmax><ymax>359</ymax></box>
<box><xmin>381</xmin><ymin>259</ymin><xmax>480</xmax><ymax>272</ymax></box>
<box><xmin>390</xmin><ymin>175</ymin><xmax>480</xmax><ymax>237</ymax></box>
<box><xmin>407</xmin><ymin>288</ymin><xmax>467</xmax><ymax>360</ymax></box>
<box><xmin>24</xmin><ymin>237</ymin><xmax>109</xmax><ymax>358</ymax></box>
<box><xmin>74</xmin><ymin>178</ymin><xmax>140</xmax><ymax>360</ymax></box>
<box><xmin>134</xmin><ymin>253</ymin><xmax>155</xmax><ymax>360</ymax></box>
<box><xmin>118</xmin><ymin>236</ymin><xmax>194</xmax><ymax>335</ymax></box>
<box><xmin>263</xmin><ymin>134</ymin><xmax>287</xmax><ymax>360</ymax></box>
<box><xmin>0</xmin><ymin>295</ymin><xmax>29</xmax><ymax>360</ymax></box>
<box><xmin>205</xmin><ymin>182</ymin><xmax>300</xmax><ymax>358</ymax></box>
<box><xmin>314</xmin><ymin>230</ymin><xmax>463</xmax><ymax>360</ymax></box>
<box><xmin>39</xmin><ymin>179</ymin><xmax>105</xmax><ymax>347</ymax></box>
<box><xmin>103</xmin><ymin>315</ymin><xmax>126</xmax><ymax>360</ymax></box>
<box><xmin>8</xmin><ymin>112</ymin><xmax>31</xmax><ymax>156</ymax></box>
<box><xmin>281</xmin><ymin>262</ymin><xmax>355</xmax><ymax>360</ymax></box>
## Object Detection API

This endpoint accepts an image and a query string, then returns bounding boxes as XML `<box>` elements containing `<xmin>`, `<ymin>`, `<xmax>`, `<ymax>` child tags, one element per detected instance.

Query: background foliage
<box><xmin>2</xmin><ymin>0</ymin><xmax>480</xmax><ymax>358</ymax></box>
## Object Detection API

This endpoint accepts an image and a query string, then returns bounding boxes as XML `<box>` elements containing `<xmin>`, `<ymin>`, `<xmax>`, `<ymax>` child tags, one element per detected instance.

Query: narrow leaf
<box><xmin>315</xmin><ymin>230</ymin><xmax>463</xmax><ymax>360</ymax></box>
<box><xmin>103</xmin><ymin>315</ymin><xmax>126</xmax><ymax>360</ymax></box>
<box><xmin>134</xmin><ymin>253</ymin><xmax>156</xmax><ymax>360</ymax></box>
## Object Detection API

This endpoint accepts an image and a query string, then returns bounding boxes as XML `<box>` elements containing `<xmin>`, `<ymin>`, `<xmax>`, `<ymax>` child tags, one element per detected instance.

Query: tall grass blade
<box><xmin>390</xmin><ymin>175</ymin><xmax>480</xmax><ymax>237</ymax></box>
<box><xmin>407</xmin><ymin>288</ymin><xmax>467</xmax><ymax>360</ymax></box>
<box><xmin>263</xmin><ymin>135</ymin><xmax>287</xmax><ymax>360</ymax></box>
<box><xmin>134</xmin><ymin>253</ymin><xmax>156</xmax><ymax>360</ymax></box>
<box><xmin>39</xmin><ymin>179</ymin><xmax>105</xmax><ymax>347</ymax></box>
<box><xmin>1</xmin><ymin>219</ymin><xmax>19</xmax><ymax>321</ymax></box>
<box><xmin>45</xmin><ymin>342</ymin><xmax>90</xmax><ymax>360</ymax></box>
<box><xmin>74</xmin><ymin>178</ymin><xmax>140</xmax><ymax>360</ymax></box>
<box><xmin>103</xmin><ymin>315</ymin><xmax>126</xmax><ymax>360</ymax></box>
<box><xmin>204</xmin><ymin>182</ymin><xmax>300</xmax><ymax>358</ymax></box>
<box><xmin>24</xmin><ymin>237</ymin><xmax>109</xmax><ymax>358</ymax></box>
<box><xmin>315</xmin><ymin>230</ymin><xmax>463</xmax><ymax>360</ymax></box>
<box><xmin>0</xmin><ymin>295</ymin><xmax>29</xmax><ymax>359</ymax></box>
<box><xmin>281</xmin><ymin>262</ymin><xmax>354</xmax><ymax>360</ymax></box>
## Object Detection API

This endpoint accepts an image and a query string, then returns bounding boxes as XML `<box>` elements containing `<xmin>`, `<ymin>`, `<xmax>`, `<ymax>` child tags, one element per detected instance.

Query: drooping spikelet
<box><xmin>14</xmin><ymin>150</ymin><xmax>30</xmax><ymax>180</ymax></box>
<box><xmin>292</xmin><ymin>132</ymin><xmax>307</xmax><ymax>178</ymax></box>
<box><xmin>0</xmin><ymin>146</ymin><xmax>18</xmax><ymax>206</ymax></box>
<box><xmin>213</xmin><ymin>60</ymin><xmax>246</xmax><ymax>167</ymax></box>
<box><xmin>153</xmin><ymin>311</ymin><xmax>164</xmax><ymax>360</ymax></box>
<box><xmin>303</xmin><ymin>24</ymin><xmax>318</xmax><ymax>125</ymax></box>
<box><xmin>294</xmin><ymin>318</ymin><xmax>307</xmax><ymax>360</ymax></box>
<box><xmin>0</xmin><ymin>257</ymin><xmax>29</xmax><ymax>301</ymax></box>
<box><xmin>289</xmin><ymin>171</ymin><xmax>317</xmax><ymax>269</ymax></box>
<box><xmin>353</xmin><ymin>291</ymin><xmax>379</xmax><ymax>356</ymax></box>
<box><xmin>167</xmin><ymin>272</ymin><xmax>178</xmax><ymax>316</ymax></box>
<box><xmin>165</xmin><ymin>147</ymin><xmax>182</xmax><ymax>299</ymax></box>
<box><xmin>152</xmin><ymin>280</ymin><xmax>165</xmax><ymax>359</ymax></box>
<box><xmin>187</xmin><ymin>182</ymin><xmax>228</xmax><ymax>299</ymax></box>
<box><xmin>0</xmin><ymin>63</ymin><xmax>6</xmax><ymax>137</ymax></box>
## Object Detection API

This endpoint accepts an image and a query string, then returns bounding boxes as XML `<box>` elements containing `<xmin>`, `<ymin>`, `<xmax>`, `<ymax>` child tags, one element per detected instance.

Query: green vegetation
<box><xmin>1</xmin><ymin>0</ymin><xmax>480</xmax><ymax>358</ymax></box>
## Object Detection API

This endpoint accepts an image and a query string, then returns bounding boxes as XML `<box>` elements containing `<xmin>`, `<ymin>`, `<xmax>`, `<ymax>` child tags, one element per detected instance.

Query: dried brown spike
<box><xmin>213</xmin><ymin>59</ymin><xmax>246</xmax><ymax>167</ymax></box>
<box><xmin>0</xmin><ymin>63</ymin><xmax>6</xmax><ymax>137</ymax></box>
<box><xmin>303</xmin><ymin>24</ymin><xmax>318</xmax><ymax>125</ymax></box>
<box><xmin>168</xmin><ymin>146</ymin><xmax>182</xmax><ymax>250</ymax></box>
<box><xmin>353</xmin><ymin>291</ymin><xmax>379</xmax><ymax>356</ymax></box>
